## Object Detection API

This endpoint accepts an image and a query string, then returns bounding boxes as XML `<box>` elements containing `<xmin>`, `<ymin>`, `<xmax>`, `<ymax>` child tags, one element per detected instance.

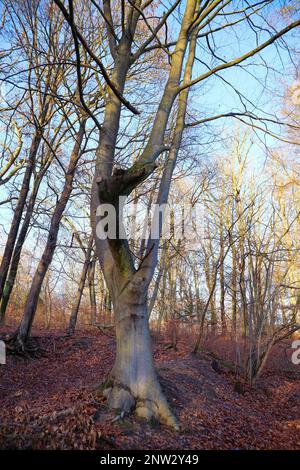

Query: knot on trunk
<box><xmin>127</xmin><ymin>276</ymin><xmax>147</xmax><ymax>295</ymax></box>
<box><xmin>96</xmin><ymin>162</ymin><xmax>158</xmax><ymax>202</ymax></box>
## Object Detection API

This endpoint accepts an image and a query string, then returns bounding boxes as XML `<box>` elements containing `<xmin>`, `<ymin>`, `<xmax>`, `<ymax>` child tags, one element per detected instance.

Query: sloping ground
<box><xmin>0</xmin><ymin>329</ymin><xmax>299</xmax><ymax>450</ymax></box>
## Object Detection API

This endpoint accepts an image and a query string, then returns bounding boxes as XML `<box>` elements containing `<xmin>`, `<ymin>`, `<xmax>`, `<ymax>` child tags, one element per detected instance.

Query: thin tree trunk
<box><xmin>231</xmin><ymin>239</ymin><xmax>238</xmax><ymax>333</ymax></box>
<box><xmin>204</xmin><ymin>248</ymin><xmax>217</xmax><ymax>335</ymax></box>
<box><xmin>168</xmin><ymin>258</ymin><xmax>178</xmax><ymax>350</ymax></box>
<box><xmin>14</xmin><ymin>120</ymin><xmax>86</xmax><ymax>348</ymax></box>
<box><xmin>44</xmin><ymin>274</ymin><xmax>52</xmax><ymax>329</ymax></box>
<box><xmin>157</xmin><ymin>251</ymin><xmax>168</xmax><ymax>333</ymax></box>
<box><xmin>104</xmin><ymin>289</ymin><xmax>112</xmax><ymax>325</ymax></box>
<box><xmin>0</xmin><ymin>131</ymin><xmax>42</xmax><ymax>300</ymax></box>
<box><xmin>148</xmin><ymin>244</ymin><xmax>167</xmax><ymax>320</ymax></box>
<box><xmin>68</xmin><ymin>235</ymin><xmax>93</xmax><ymax>335</ymax></box>
<box><xmin>219</xmin><ymin>224</ymin><xmax>226</xmax><ymax>335</ymax></box>
<box><xmin>88</xmin><ymin>257</ymin><xmax>97</xmax><ymax>325</ymax></box>
<box><xmin>0</xmin><ymin>159</ymin><xmax>49</xmax><ymax>324</ymax></box>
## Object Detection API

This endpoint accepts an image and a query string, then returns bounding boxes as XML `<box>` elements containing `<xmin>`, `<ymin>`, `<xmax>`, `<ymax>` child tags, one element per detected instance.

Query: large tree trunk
<box><xmin>89</xmin><ymin>0</ymin><xmax>197</xmax><ymax>429</ymax></box>
<box><xmin>103</xmin><ymin>291</ymin><xmax>178</xmax><ymax>428</ymax></box>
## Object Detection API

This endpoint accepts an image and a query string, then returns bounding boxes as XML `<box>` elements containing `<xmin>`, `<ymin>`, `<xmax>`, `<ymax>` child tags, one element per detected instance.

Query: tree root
<box><xmin>100</xmin><ymin>376</ymin><xmax>179</xmax><ymax>431</ymax></box>
<box><xmin>5</xmin><ymin>335</ymin><xmax>45</xmax><ymax>358</ymax></box>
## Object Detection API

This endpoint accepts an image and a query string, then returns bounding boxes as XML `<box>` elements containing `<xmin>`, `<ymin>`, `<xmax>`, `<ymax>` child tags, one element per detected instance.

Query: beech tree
<box><xmin>1</xmin><ymin>0</ymin><xmax>299</xmax><ymax>428</ymax></box>
<box><xmin>51</xmin><ymin>0</ymin><xmax>300</xmax><ymax>427</ymax></box>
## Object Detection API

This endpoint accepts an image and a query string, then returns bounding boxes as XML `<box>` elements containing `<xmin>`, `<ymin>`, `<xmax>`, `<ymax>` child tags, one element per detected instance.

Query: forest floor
<box><xmin>0</xmin><ymin>328</ymin><xmax>299</xmax><ymax>450</ymax></box>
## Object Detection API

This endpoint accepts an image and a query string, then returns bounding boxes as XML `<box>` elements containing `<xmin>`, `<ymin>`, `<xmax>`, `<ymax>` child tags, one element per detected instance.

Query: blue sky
<box><xmin>0</xmin><ymin>0</ymin><xmax>299</xmax><ymax>269</ymax></box>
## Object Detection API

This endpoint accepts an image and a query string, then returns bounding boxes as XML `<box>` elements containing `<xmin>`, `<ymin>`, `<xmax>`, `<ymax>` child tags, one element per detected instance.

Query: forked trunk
<box><xmin>90</xmin><ymin>0</ymin><xmax>198</xmax><ymax>430</ymax></box>
<box><xmin>102</xmin><ymin>294</ymin><xmax>178</xmax><ymax>430</ymax></box>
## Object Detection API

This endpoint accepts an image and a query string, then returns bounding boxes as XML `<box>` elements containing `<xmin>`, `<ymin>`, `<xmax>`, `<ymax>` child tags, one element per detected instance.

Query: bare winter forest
<box><xmin>0</xmin><ymin>0</ymin><xmax>300</xmax><ymax>454</ymax></box>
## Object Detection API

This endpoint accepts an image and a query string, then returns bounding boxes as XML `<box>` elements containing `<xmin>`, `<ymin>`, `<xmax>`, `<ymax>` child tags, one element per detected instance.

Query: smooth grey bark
<box><xmin>102</xmin><ymin>287</ymin><xmax>176</xmax><ymax>426</ymax></box>
<box><xmin>90</xmin><ymin>1</ymin><xmax>197</xmax><ymax>428</ymax></box>
<box><xmin>15</xmin><ymin>120</ymin><xmax>86</xmax><ymax>347</ymax></box>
